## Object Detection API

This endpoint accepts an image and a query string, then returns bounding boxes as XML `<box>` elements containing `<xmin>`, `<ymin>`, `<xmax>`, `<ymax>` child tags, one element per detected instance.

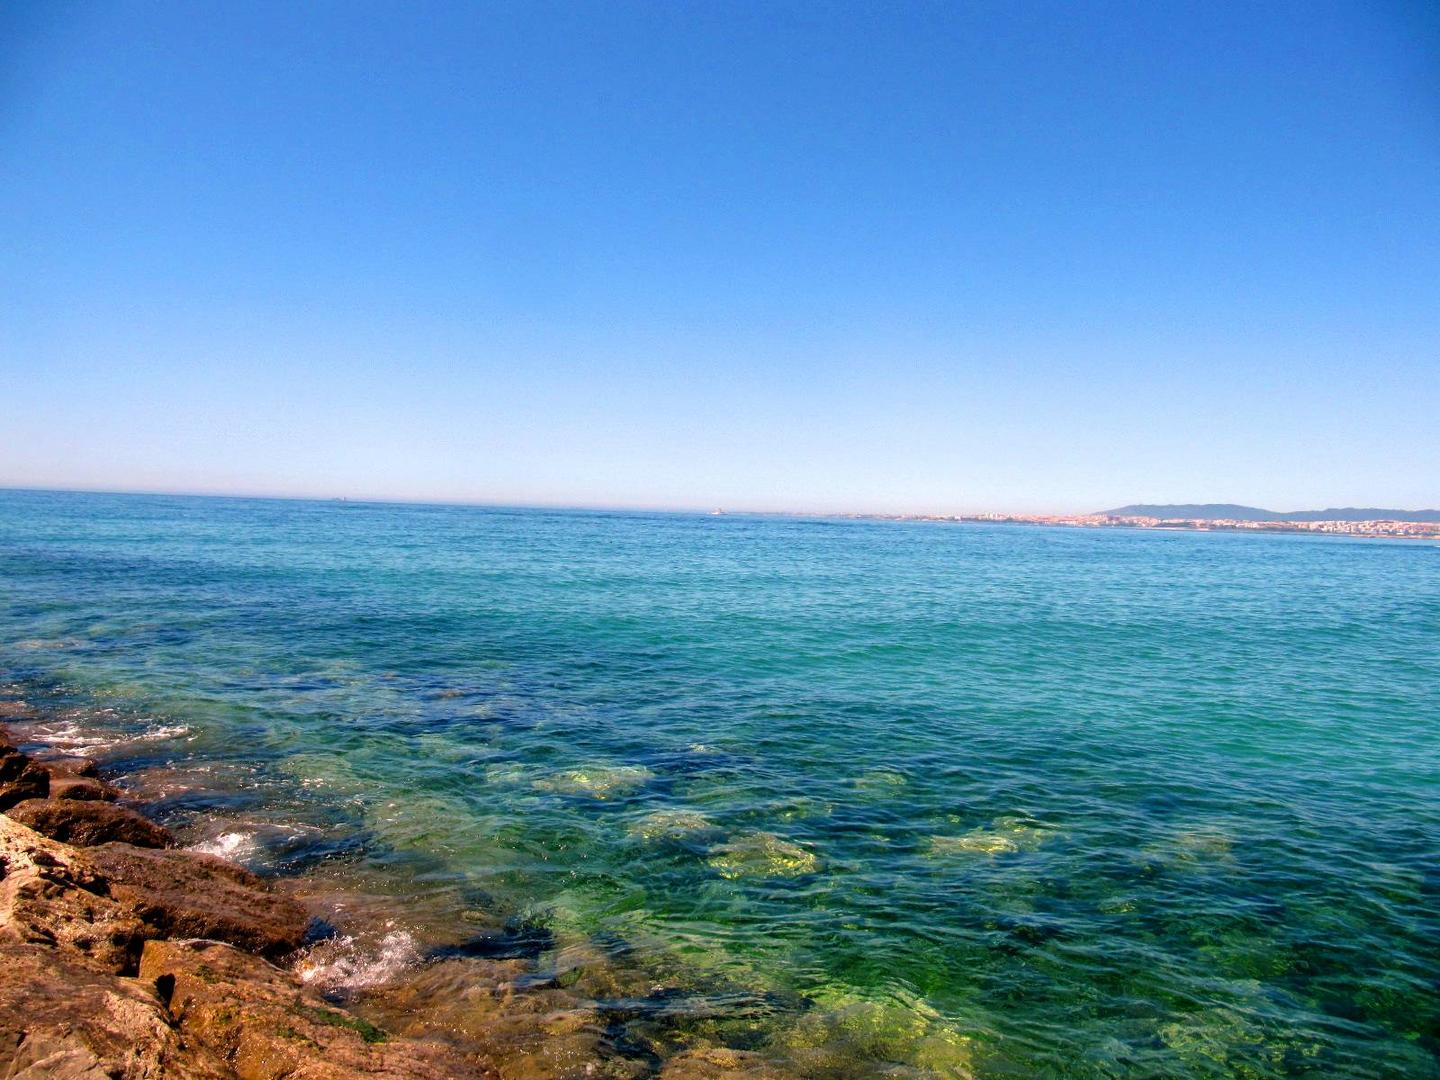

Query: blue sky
<box><xmin>2</xmin><ymin>1</ymin><xmax>1437</xmax><ymax>513</ymax></box>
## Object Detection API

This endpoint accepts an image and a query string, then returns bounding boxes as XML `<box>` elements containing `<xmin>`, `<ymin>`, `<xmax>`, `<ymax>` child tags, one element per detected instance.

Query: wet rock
<box><xmin>0</xmin><ymin>813</ymin><xmax>147</xmax><ymax>973</ymax></box>
<box><xmin>47</xmin><ymin>772</ymin><xmax>120</xmax><ymax>801</ymax></box>
<box><xmin>140</xmin><ymin>937</ymin><xmax>489</xmax><ymax>1079</ymax></box>
<box><xmin>50</xmin><ymin>775</ymin><xmax>114</xmax><ymax>801</ymax></box>
<box><xmin>34</xmin><ymin>752</ymin><xmax>102</xmax><ymax>778</ymax></box>
<box><xmin>0</xmin><ymin>744</ymin><xmax>49</xmax><ymax>809</ymax></box>
<box><xmin>40</xmin><ymin>760</ymin><xmax>118</xmax><ymax>806</ymax></box>
<box><xmin>0</xmin><ymin>941</ymin><xmax>233</xmax><ymax>1079</ymax></box>
<box><xmin>7</xmin><ymin>798</ymin><xmax>173</xmax><ymax>848</ymax></box>
<box><xmin>659</xmin><ymin>1047</ymin><xmax>789</xmax><ymax>1080</ymax></box>
<box><xmin>88</xmin><ymin>843</ymin><xmax>312</xmax><ymax>959</ymax></box>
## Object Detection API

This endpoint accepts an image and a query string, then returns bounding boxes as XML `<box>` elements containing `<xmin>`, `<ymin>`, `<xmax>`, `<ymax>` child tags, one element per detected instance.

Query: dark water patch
<box><xmin>428</xmin><ymin>920</ymin><xmax>555</xmax><ymax>961</ymax></box>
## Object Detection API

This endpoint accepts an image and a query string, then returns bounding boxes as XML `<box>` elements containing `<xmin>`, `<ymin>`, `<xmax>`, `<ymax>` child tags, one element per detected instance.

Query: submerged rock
<box><xmin>626</xmin><ymin>808</ymin><xmax>716</xmax><ymax>841</ymax></box>
<box><xmin>767</xmin><ymin>991</ymin><xmax>976</xmax><ymax>1079</ymax></box>
<box><xmin>707</xmin><ymin>832</ymin><xmax>820</xmax><ymax>879</ymax></box>
<box><xmin>927</xmin><ymin>832</ymin><xmax>1019</xmax><ymax>856</ymax></box>
<box><xmin>87</xmin><ymin>842</ymin><xmax>312</xmax><ymax>959</ymax></box>
<box><xmin>535</xmin><ymin>764</ymin><xmax>655</xmax><ymax>800</ymax></box>
<box><xmin>8</xmin><ymin>797</ymin><xmax>173</xmax><ymax>848</ymax></box>
<box><xmin>659</xmin><ymin>1048</ymin><xmax>789</xmax><ymax>1080</ymax></box>
<box><xmin>927</xmin><ymin>816</ymin><xmax>1056</xmax><ymax>858</ymax></box>
<box><xmin>365</xmin><ymin>955</ymin><xmax>639</xmax><ymax>1080</ymax></box>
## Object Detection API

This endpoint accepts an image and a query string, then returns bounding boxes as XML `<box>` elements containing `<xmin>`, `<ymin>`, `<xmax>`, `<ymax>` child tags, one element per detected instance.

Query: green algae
<box><xmin>707</xmin><ymin>831</ymin><xmax>821</xmax><ymax>879</ymax></box>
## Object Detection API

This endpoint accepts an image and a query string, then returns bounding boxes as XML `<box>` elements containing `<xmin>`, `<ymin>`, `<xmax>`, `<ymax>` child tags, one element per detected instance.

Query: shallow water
<box><xmin>1</xmin><ymin>489</ymin><xmax>1437</xmax><ymax>1078</ymax></box>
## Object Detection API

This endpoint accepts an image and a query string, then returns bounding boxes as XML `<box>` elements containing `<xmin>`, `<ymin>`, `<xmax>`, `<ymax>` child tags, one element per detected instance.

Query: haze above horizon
<box><xmin>3</xmin><ymin>1</ymin><xmax>1437</xmax><ymax>514</ymax></box>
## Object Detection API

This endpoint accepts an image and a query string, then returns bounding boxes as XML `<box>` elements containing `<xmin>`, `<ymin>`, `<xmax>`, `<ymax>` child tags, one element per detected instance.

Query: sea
<box><xmin>1</xmin><ymin>488</ymin><xmax>1436</xmax><ymax>1078</ymax></box>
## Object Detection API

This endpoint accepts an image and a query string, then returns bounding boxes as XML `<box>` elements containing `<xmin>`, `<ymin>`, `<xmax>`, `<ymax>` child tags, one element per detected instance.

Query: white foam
<box><xmin>25</xmin><ymin>720</ymin><xmax>193</xmax><ymax>756</ymax></box>
<box><xmin>295</xmin><ymin>929</ymin><xmax>422</xmax><ymax>993</ymax></box>
<box><xmin>189</xmin><ymin>831</ymin><xmax>260</xmax><ymax>861</ymax></box>
<box><xmin>131</xmin><ymin>722</ymin><xmax>192</xmax><ymax>742</ymax></box>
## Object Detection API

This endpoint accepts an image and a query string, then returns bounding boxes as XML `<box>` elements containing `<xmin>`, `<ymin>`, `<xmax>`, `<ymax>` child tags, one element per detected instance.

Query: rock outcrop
<box><xmin>0</xmin><ymin>807</ymin><xmax>489</xmax><ymax>1078</ymax></box>
<box><xmin>0</xmin><ymin>811</ymin><xmax>149</xmax><ymax>973</ymax></box>
<box><xmin>0</xmin><ymin>740</ymin><xmax>49</xmax><ymax>809</ymax></box>
<box><xmin>86</xmin><ymin>842</ymin><xmax>311</xmax><ymax>959</ymax></box>
<box><xmin>0</xmin><ymin>940</ymin><xmax>234</xmax><ymax>1078</ymax></box>
<box><xmin>8</xmin><ymin>797</ymin><xmax>174</xmax><ymax>848</ymax></box>
<box><xmin>49</xmin><ymin>771</ymin><xmax>120</xmax><ymax>801</ymax></box>
<box><xmin>140</xmin><ymin>938</ymin><xmax>490</xmax><ymax>1079</ymax></box>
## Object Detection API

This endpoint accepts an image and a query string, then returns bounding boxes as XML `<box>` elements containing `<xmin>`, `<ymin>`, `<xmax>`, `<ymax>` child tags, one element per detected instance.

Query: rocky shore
<box><xmin>0</xmin><ymin>698</ymin><xmax>792</xmax><ymax>1080</ymax></box>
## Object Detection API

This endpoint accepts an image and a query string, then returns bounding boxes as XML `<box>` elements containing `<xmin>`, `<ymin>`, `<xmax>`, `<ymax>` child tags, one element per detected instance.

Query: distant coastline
<box><xmin>845</xmin><ymin>505</ymin><xmax>1440</xmax><ymax>540</ymax></box>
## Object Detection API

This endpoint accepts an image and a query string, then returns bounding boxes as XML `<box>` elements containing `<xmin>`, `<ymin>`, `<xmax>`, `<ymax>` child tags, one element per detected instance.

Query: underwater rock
<box><xmin>626</xmin><ymin>808</ymin><xmax>716</xmax><ymax>841</ymax></box>
<box><xmin>87</xmin><ymin>842</ymin><xmax>312</xmax><ymax>959</ymax></box>
<box><xmin>853</xmin><ymin>768</ymin><xmax>908</xmax><ymax>796</ymax></box>
<box><xmin>926</xmin><ymin>816</ymin><xmax>1055</xmax><ymax>858</ymax></box>
<box><xmin>767</xmin><ymin>993</ymin><xmax>976</xmax><ymax>1079</ymax></box>
<box><xmin>927</xmin><ymin>832</ymin><xmax>1019</xmax><ymax>856</ymax></box>
<box><xmin>364</xmin><ymin>955</ymin><xmax>633</xmax><ymax>1080</ymax></box>
<box><xmin>535</xmin><ymin>764</ymin><xmax>655</xmax><ymax>800</ymax></box>
<box><xmin>659</xmin><ymin>1047</ymin><xmax>789</xmax><ymax>1080</ymax></box>
<box><xmin>7</xmin><ymin>797</ymin><xmax>173</xmax><ymax>848</ymax></box>
<box><xmin>707</xmin><ymin>832</ymin><xmax>820</xmax><ymax>879</ymax></box>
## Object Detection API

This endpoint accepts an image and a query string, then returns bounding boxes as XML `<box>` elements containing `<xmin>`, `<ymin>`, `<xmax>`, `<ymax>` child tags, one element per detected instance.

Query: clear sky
<box><xmin>2</xmin><ymin>1</ymin><xmax>1437</xmax><ymax>513</ymax></box>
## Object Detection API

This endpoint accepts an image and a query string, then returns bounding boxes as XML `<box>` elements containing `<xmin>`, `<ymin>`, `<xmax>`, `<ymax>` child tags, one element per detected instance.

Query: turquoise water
<box><xmin>1</xmin><ymin>489</ymin><xmax>1437</xmax><ymax>1078</ymax></box>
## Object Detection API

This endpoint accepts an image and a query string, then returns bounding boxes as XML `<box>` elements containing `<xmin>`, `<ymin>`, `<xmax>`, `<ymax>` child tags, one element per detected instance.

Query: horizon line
<box><xmin>2</xmin><ymin>484</ymin><xmax>1436</xmax><ymax>521</ymax></box>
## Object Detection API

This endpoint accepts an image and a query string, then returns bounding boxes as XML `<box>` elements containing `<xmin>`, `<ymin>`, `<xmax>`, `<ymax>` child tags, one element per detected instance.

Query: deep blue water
<box><xmin>1</xmin><ymin>489</ymin><xmax>1437</xmax><ymax>1078</ymax></box>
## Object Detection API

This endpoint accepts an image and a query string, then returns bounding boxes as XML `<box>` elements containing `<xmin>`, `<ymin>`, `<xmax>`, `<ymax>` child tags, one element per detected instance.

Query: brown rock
<box><xmin>88</xmin><ymin>842</ymin><xmax>311</xmax><ymax>959</ymax></box>
<box><xmin>0</xmin><ymin>814</ymin><xmax>147</xmax><ymax>974</ymax></box>
<box><xmin>48</xmin><ymin>774</ymin><xmax>120</xmax><ymax>801</ymax></box>
<box><xmin>35</xmin><ymin>752</ymin><xmax>102</xmax><ymax>778</ymax></box>
<box><xmin>0</xmin><ymin>941</ymin><xmax>232</xmax><ymax>1079</ymax></box>
<box><xmin>0</xmin><ymin>745</ymin><xmax>48</xmax><ymax>809</ymax></box>
<box><xmin>140</xmin><ymin>937</ymin><xmax>491</xmax><ymax>1079</ymax></box>
<box><xmin>7</xmin><ymin>798</ymin><xmax>173</xmax><ymax>848</ymax></box>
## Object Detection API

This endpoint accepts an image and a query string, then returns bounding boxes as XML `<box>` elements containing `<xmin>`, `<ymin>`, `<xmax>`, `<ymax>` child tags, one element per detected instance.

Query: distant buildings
<box><xmin>935</xmin><ymin>513</ymin><xmax>1440</xmax><ymax>539</ymax></box>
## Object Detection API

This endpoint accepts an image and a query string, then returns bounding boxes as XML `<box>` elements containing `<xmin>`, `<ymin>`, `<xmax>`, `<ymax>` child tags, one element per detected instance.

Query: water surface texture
<box><xmin>2</xmin><ymin>490</ymin><xmax>1437</xmax><ymax>1078</ymax></box>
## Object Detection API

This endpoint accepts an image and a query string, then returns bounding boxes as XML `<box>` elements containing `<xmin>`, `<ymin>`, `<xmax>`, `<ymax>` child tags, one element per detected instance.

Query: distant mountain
<box><xmin>1102</xmin><ymin>504</ymin><xmax>1440</xmax><ymax>523</ymax></box>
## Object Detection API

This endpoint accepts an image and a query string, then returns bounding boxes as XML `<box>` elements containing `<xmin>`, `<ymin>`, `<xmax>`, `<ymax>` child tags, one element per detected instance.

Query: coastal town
<box><xmin>880</xmin><ymin>513</ymin><xmax>1440</xmax><ymax>539</ymax></box>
